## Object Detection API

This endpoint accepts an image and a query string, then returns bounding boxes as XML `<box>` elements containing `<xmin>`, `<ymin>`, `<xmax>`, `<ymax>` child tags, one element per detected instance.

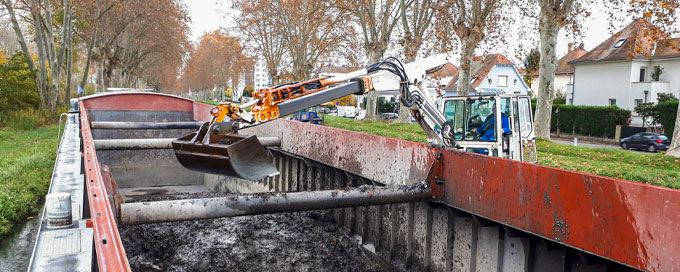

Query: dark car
<box><xmin>620</xmin><ymin>132</ymin><xmax>670</xmax><ymax>152</ymax></box>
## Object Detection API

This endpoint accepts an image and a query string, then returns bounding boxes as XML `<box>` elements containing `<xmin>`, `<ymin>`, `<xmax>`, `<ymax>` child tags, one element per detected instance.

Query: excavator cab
<box><xmin>441</xmin><ymin>94</ymin><xmax>537</xmax><ymax>162</ymax></box>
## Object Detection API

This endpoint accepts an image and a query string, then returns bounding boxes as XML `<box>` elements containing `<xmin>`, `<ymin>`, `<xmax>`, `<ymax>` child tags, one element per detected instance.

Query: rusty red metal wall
<box><xmin>81</xmin><ymin>92</ymin><xmax>194</xmax><ymax>112</ymax></box>
<box><xmin>245</xmin><ymin>120</ymin><xmax>680</xmax><ymax>272</ymax></box>
<box><xmin>80</xmin><ymin>101</ymin><xmax>131</xmax><ymax>272</ymax></box>
<box><xmin>430</xmin><ymin>149</ymin><xmax>680</xmax><ymax>271</ymax></box>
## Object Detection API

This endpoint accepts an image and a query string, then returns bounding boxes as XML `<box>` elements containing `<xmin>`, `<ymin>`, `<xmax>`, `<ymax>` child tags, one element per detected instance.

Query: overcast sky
<box><xmin>184</xmin><ymin>1</ymin><xmax>633</xmax><ymax>64</ymax></box>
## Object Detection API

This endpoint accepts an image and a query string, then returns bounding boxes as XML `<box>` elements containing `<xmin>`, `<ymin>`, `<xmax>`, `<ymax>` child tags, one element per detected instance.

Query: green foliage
<box><xmin>634</xmin><ymin>93</ymin><xmax>678</xmax><ymax>137</ymax></box>
<box><xmin>1</xmin><ymin>108</ymin><xmax>49</xmax><ymax>130</ymax></box>
<box><xmin>377</xmin><ymin>97</ymin><xmax>397</xmax><ymax>113</ymax></box>
<box><xmin>82</xmin><ymin>83</ymin><xmax>96</xmax><ymax>96</ymax></box>
<box><xmin>522</xmin><ymin>48</ymin><xmax>540</xmax><ymax>87</ymax></box>
<box><xmin>531</xmin><ymin>96</ymin><xmax>565</xmax><ymax>106</ymax></box>
<box><xmin>360</xmin><ymin>96</ymin><xmax>397</xmax><ymax>113</ymax></box>
<box><xmin>651</xmin><ymin>65</ymin><xmax>664</xmax><ymax>81</ymax></box>
<box><xmin>553</xmin><ymin>91</ymin><xmax>566</xmax><ymax>104</ymax></box>
<box><xmin>532</xmin><ymin>104</ymin><xmax>630</xmax><ymax>138</ymax></box>
<box><xmin>658</xmin><ymin>100</ymin><xmax>679</xmax><ymax>138</ymax></box>
<box><xmin>0</xmin><ymin>53</ymin><xmax>38</xmax><ymax>112</ymax></box>
<box><xmin>243</xmin><ymin>85</ymin><xmax>254</xmax><ymax>97</ymax></box>
<box><xmin>0</xmin><ymin>125</ymin><xmax>58</xmax><ymax>237</ymax></box>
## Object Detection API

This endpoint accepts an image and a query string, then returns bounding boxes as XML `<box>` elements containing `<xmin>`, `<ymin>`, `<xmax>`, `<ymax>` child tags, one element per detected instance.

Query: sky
<box><xmin>184</xmin><ymin>1</ymin><xmax>633</xmax><ymax>64</ymax></box>
<box><xmin>184</xmin><ymin>1</ymin><xmax>229</xmax><ymax>43</ymax></box>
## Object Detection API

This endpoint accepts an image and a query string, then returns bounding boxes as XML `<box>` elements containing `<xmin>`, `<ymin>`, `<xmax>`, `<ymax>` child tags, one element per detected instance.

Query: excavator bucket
<box><xmin>172</xmin><ymin>122</ymin><xmax>279</xmax><ymax>181</ymax></box>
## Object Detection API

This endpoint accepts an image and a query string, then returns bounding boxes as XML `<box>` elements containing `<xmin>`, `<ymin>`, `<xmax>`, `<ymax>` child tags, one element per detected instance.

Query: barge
<box><xmin>27</xmin><ymin>92</ymin><xmax>680</xmax><ymax>271</ymax></box>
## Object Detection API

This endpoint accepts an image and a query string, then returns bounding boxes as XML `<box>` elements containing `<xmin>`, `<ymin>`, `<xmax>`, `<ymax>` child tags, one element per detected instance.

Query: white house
<box><xmin>443</xmin><ymin>54</ymin><xmax>529</xmax><ymax>96</ymax></box>
<box><xmin>569</xmin><ymin>19</ymin><xmax>680</xmax><ymax>126</ymax></box>
<box><xmin>253</xmin><ymin>57</ymin><xmax>271</xmax><ymax>91</ymax></box>
<box><xmin>531</xmin><ymin>45</ymin><xmax>588</xmax><ymax>97</ymax></box>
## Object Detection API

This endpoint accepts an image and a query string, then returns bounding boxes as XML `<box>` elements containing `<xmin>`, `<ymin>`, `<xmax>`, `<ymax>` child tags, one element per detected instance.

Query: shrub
<box><xmin>634</xmin><ymin>93</ymin><xmax>678</xmax><ymax>138</ymax></box>
<box><xmin>1</xmin><ymin>108</ymin><xmax>49</xmax><ymax>130</ymax></box>
<box><xmin>243</xmin><ymin>85</ymin><xmax>254</xmax><ymax>97</ymax></box>
<box><xmin>533</xmin><ymin>104</ymin><xmax>631</xmax><ymax>138</ymax></box>
<box><xmin>0</xmin><ymin>52</ymin><xmax>38</xmax><ymax>112</ymax></box>
<box><xmin>658</xmin><ymin>100</ymin><xmax>679</xmax><ymax>138</ymax></box>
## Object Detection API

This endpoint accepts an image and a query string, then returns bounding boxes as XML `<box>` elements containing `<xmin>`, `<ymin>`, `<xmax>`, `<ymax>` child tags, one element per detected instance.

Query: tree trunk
<box><xmin>457</xmin><ymin>41</ymin><xmax>475</xmax><ymax>96</ymax></box>
<box><xmin>534</xmin><ymin>16</ymin><xmax>561</xmax><ymax>140</ymax></box>
<box><xmin>65</xmin><ymin>24</ymin><xmax>72</xmax><ymax>104</ymax></box>
<box><xmin>396</xmin><ymin>47</ymin><xmax>418</xmax><ymax>123</ymax></box>
<box><xmin>79</xmin><ymin>0</ymin><xmax>101</xmax><ymax>89</ymax></box>
<box><xmin>2</xmin><ymin>0</ymin><xmax>44</xmax><ymax>103</ymax></box>
<box><xmin>364</xmin><ymin>47</ymin><xmax>384</xmax><ymax>119</ymax></box>
<box><xmin>665</xmin><ymin>103</ymin><xmax>680</xmax><ymax>157</ymax></box>
<box><xmin>80</xmin><ymin>35</ymin><xmax>96</xmax><ymax>89</ymax></box>
<box><xmin>64</xmin><ymin>3</ymin><xmax>73</xmax><ymax>104</ymax></box>
<box><xmin>29</xmin><ymin>0</ymin><xmax>50</xmax><ymax>109</ymax></box>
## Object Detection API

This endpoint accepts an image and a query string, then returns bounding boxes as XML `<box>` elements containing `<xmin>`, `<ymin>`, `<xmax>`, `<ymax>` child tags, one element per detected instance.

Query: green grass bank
<box><xmin>0</xmin><ymin>125</ymin><xmax>58</xmax><ymax>238</ymax></box>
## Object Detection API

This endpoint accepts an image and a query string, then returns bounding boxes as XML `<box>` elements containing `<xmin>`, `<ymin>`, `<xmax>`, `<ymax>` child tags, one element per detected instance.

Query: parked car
<box><xmin>379</xmin><ymin>113</ymin><xmax>398</xmax><ymax>121</ymax></box>
<box><xmin>620</xmin><ymin>132</ymin><xmax>670</xmax><ymax>152</ymax></box>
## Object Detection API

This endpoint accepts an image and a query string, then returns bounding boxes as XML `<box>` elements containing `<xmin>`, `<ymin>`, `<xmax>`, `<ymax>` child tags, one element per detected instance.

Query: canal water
<box><xmin>0</xmin><ymin>214</ymin><xmax>41</xmax><ymax>272</ymax></box>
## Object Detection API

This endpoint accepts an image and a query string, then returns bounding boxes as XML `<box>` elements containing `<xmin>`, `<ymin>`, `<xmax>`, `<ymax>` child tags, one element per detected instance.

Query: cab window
<box><xmin>464</xmin><ymin>98</ymin><xmax>496</xmax><ymax>141</ymax></box>
<box><xmin>518</xmin><ymin>97</ymin><xmax>533</xmax><ymax>137</ymax></box>
<box><xmin>443</xmin><ymin>100</ymin><xmax>465</xmax><ymax>140</ymax></box>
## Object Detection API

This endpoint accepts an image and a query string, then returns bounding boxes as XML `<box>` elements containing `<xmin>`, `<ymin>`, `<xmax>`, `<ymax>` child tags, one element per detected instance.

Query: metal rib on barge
<box><xmin>28</xmin><ymin>91</ymin><xmax>680</xmax><ymax>271</ymax></box>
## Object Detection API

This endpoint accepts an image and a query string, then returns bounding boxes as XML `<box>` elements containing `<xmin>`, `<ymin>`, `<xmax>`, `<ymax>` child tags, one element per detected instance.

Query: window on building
<box><xmin>513</xmin><ymin>79</ymin><xmax>517</xmax><ymax>85</ymax></box>
<box><xmin>469</xmin><ymin>76</ymin><xmax>478</xmax><ymax>84</ymax></box>
<box><xmin>614</xmin><ymin>38</ymin><xmax>626</xmax><ymax>48</ymax></box>
<box><xmin>639</xmin><ymin>67</ymin><xmax>647</xmax><ymax>82</ymax></box>
<box><xmin>635</xmin><ymin>99</ymin><xmax>643</xmax><ymax>107</ymax></box>
<box><xmin>609</xmin><ymin>98</ymin><xmax>617</xmax><ymax>106</ymax></box>
<box><xmin>498</xmin><ymin>75</ymin><xmax>508</xmax><ymax>87</ymax></box>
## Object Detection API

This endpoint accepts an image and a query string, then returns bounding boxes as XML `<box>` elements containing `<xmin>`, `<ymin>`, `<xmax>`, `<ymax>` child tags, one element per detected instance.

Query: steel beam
<box><xmin>120</xmin><ymin>184</ymin><xmax>431</xmax><ymax>225</ymax></box>
<box><xmin>277</xmin><ymin>81</ymin><xmax>362</xmax><ymax>116</ymax></box>
<box><xmin>91</xmin><ymin>121</ymin><xmax>203</xmax><ymax>129</ymax></box>
<box><xmin>79</xmin><ymin>101</ymin><xmax>131</xmax><ymax>272</ymax></box>
<box><xmin>94</xmin><ymin>137</ymin><xmax>281</xmax><ymax>150</ymax></box>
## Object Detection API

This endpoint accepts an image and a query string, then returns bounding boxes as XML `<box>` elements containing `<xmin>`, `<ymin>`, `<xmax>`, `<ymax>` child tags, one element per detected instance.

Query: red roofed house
<box><xmin>443</xmin><ymin>54</ymin><xmax>529</xmax><ymax>95</ymax></box>
<box><xmin>569</xmin><ymin>19</ymin><xmax>680</xmax><ymax>126</ymax></box>
<box><xmin>530</xmin><ymin>44</ymin><xmax>588</xmax><ymax>97</ymax></box>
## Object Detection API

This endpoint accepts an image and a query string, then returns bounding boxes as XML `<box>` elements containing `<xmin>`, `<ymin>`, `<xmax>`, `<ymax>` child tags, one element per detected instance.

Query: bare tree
<box><xmin>339</xmin><ymin>0</ymin><xmax>402</xmax><ymax>119</ymax></box>
<box><xmin>233</xmin><ymin>0</ymin><xmax>286</xmax><ymax>85</ymax></box>
<box><xmin>2</xmin><ymin>0</ymin><xmax>73</xmax><ymax>112</ymax></box>
<box><xmin>277</xmin><ymin>0</ymin><xmax>351</xmax><ymax>81</ymax></box>
<box><xmin>396</xmin><ymin>0</ymin><xmax>436</xmax><ymax>122</ymax></box>
<box><xmin>532</xmin><ymin>0</ymin><xmax>577</xmax><ymax>139</ymax></box>
<box><xmin>437</xmin><ymin>0</ymin><xmax>499</xmax><ymax>97</ymax></box>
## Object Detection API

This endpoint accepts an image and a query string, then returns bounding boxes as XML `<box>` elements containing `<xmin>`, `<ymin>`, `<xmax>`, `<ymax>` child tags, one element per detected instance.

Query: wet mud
<box><xmin>120</xmin><ymin>192</ymin><xmax>382</xmax><ymax>272</ymax></box>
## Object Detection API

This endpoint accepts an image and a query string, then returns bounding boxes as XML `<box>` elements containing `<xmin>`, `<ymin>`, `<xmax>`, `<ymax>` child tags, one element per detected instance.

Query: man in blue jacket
<box><xmin>476</xmin><ymin>113</ymin><xmax>511</xmax><ymax>141</ymax></box>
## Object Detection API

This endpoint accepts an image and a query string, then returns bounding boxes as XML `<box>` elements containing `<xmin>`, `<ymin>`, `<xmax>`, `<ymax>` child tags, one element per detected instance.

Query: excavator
<box><xmin>171</xmin><ymin>54</ymin><xmax>536</xmax><ymax>180</ymax></box>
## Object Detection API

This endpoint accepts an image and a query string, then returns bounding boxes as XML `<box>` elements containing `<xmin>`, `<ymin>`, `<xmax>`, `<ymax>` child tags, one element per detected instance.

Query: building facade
<box><xmin>443</xmin><ymin>54</ymin><xmax>529</xmax><ymax>96</ymax></box>
<box><xmin>569</xmin><ymin>19</ymin><xmax>680</xmax><ymax>126</ymax></box>
<box><xmin>531</xmin><ymin>46</ymin><xmax>588</xmax><ymax>100</ymax></box>
<box><xmin>253</xmin><ymin>57</ymin><xmax>271</xmax><ymax>91</ymax></box>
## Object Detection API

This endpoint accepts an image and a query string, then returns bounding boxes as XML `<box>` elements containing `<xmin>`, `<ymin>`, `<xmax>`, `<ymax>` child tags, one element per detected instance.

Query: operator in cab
<box><xmin>476</xmin><ymin>111</ymin><xmax>511</xmax><ymax>141</ymax></box>
<box><xmin>471</xmin><ymin>101</ymin><xmax>511</xmax><ymax>155</ymax></box>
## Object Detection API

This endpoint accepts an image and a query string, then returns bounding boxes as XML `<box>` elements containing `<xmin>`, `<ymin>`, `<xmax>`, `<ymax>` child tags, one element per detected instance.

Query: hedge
<box><xmin>532</xmin><ymin>104</ymin><xmax>631</xmax><ymax>138</ymax></box>
<box><xmin>658</xmin><ymin>100</ymin><xmax>679</xmax><ymax>138</ymax></box>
